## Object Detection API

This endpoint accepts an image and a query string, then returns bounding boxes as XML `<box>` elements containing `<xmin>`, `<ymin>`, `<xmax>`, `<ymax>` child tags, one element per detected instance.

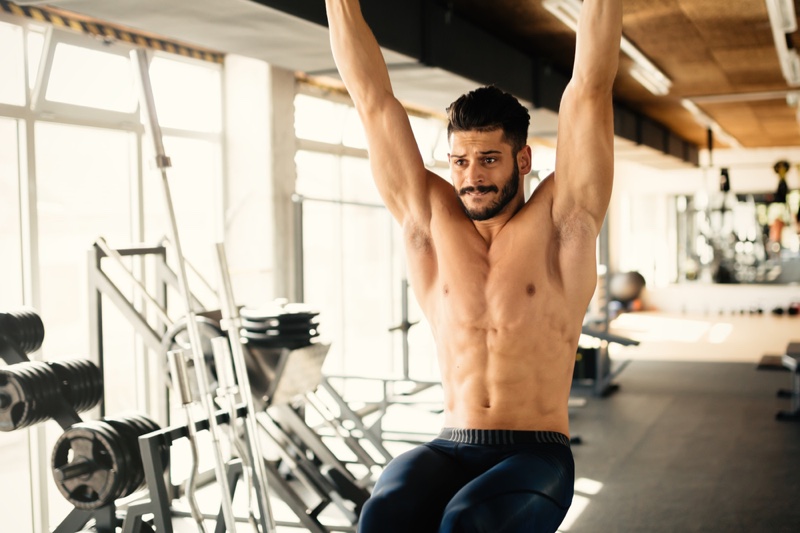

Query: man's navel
<box><xmin>526</xmin><ymin>283</ymin><xmax>536</xmax><ymax>297</ymax></box>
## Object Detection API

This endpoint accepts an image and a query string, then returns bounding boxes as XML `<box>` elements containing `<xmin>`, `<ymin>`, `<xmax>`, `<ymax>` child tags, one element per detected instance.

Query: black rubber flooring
<box><xmin>567</xmin><ymin>361</ymin><xmax>800</xmax><ymax>533</ymax></box>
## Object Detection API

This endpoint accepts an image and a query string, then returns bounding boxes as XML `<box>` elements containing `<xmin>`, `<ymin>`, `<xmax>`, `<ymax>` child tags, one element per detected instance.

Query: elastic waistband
<box><xmin>437</xmin><ymin>428</ymin><xmax>571</xmax><ymax>447</ymax></box>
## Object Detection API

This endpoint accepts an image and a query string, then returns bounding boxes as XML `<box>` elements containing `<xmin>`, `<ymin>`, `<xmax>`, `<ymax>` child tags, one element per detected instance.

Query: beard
<box><xmin>456</xmin><ymin>160</ymin><xmax>520</xmax><ymax>221</ymax></box>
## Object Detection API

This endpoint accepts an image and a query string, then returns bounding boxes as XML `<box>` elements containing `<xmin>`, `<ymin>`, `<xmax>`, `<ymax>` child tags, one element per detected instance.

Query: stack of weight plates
<box><xmin>239</xmin><ymin>302</ymin><xmax>320</xmax><ymax>350</ymax></box>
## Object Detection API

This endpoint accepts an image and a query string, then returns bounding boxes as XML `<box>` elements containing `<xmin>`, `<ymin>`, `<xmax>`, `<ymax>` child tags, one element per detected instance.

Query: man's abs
<box><xmin>432</xmin><ymin>315</ymin><xmax>578</xmax><ymax>435</ymax></box>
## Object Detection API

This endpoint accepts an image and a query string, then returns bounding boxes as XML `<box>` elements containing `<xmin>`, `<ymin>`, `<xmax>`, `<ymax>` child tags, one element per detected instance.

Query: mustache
<box><xmin>459</xmin><ymin>185</ymin><xmax>499</xmax><ymax>196</ymax></box>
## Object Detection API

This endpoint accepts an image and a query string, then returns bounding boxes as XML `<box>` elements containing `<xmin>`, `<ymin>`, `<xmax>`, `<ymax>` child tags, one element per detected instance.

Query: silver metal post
<box><xmin>388</xmin><ymin>278</ymin><xmax>418</xmax><ymax>380</ymax></box>
<box><xmin>212</xmin><ymin>337</ymin><xmax>259</xmax><ymax>531</ymax></box>
<box><xmin>292</xmin><ymin>195</ymin><xmax>305</xmax><ymax>303</ymax></box>
<box><xmin>167</xmin><ymin>349</ymin><xmax>206</xmax><ymax>533</ymax></box>
<box><xmin>214</xmin><ymin>242</ymin><xmax>276</xmax><ymax>532</ymax></box>
<box><xmin>131</xmin><ymin>48</ymin><xmax>237</xmax><ymax>532</ymax></box>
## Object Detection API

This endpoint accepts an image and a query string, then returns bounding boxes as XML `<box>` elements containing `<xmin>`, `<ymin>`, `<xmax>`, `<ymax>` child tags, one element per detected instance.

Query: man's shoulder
<box><xmin>513</xmin><ymin>175</ymin><xmax>555</xmax><ymax>224</ymax></box>
<box><xmin>527</xmin><ymin>173</ymin><xmax>556</xmax><ymax>205</ymax></box>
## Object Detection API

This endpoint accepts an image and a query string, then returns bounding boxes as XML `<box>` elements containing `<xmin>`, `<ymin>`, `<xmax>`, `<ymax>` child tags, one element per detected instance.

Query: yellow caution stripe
<box><xmin>0</xmin><ymin>1</ymin><xmax>224</xmax><ymax>64</ymax></box>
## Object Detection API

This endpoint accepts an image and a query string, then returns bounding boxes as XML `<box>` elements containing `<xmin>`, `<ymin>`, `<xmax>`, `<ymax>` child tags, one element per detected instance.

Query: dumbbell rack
<box><xmin>0</xmin><ymin>314</ymin><xmax>80</xmax><ymax>431</ymax></box>
<box><xmin>49</xmin><ymin>405</ymin><xmax>254</xmax><ymax>533</ymax></box>
<box><xmin>0</xmin><ymin>313</ymin><xmax>114</xmax><ymax>532</ymax></box>
<box><xmin>0</xmin><ymin>330</ymin><xmax>355</xmax><ymax>533</ymax></box>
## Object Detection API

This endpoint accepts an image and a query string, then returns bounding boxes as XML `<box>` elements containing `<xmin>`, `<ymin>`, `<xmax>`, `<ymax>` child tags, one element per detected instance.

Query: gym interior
<box><xmin>1</xmin><ymin>1</ymin><xmax>799</xmax><ymax>531</ymax></box>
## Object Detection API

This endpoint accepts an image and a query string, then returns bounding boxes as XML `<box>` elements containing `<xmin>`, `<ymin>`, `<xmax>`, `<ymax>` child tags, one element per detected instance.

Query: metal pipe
<box><xmin>167</xmin><ymin>350</ymin><xmax>206</xmax><ymax>533</ymax></box>
<box><xmin>160</xmin><ymin>236</ymin><xmax>218</xmax><ymax>297</ymax></box>
<box><xmin>214</xmin><ymin>242</ymin><xmax>276</xmax><ymax>532</ymax></box>
<box><xmin>400</xmin><ymin>278</ymin><xmax>410</xmax><ymax>379</ymax></box>
<box><xmin>212</xmin><ymin>337</ymin><xmax>259</xmax><ymax>532</ymax></box>
<box><xmin>293</xmin><ymin>196</ymin><xmax>305</xmax><ymax>303</ymax></box>
<box><xmin>94</xmin><ymin>237</ymin><xmax>173</xmax><ymax>326</ymax></box>
<box><xmin>131</xmin><ymin>48</ymin><xmax>237</xmax><ymax>533</ymax></box>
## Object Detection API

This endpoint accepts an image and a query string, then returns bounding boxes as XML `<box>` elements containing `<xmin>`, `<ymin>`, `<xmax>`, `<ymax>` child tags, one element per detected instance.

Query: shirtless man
<box><xmin>324</xmin><ymin>1</ymin><xmax>622</xmax><ymax>531</ymax></box>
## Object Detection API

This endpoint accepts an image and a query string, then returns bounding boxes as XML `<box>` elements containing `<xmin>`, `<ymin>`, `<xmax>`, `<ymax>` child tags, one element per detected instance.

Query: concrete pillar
<box><xmin>223</xmin><ymin>55</ymin><xmax>297</xmax><ymax>305</ymax></box>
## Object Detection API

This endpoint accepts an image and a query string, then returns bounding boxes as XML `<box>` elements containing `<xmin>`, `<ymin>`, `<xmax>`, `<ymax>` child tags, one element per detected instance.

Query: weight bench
<box><xmin>757</xmin><ymin>342</ymin><xmax>800</xmax><ymax>421</ymax></box>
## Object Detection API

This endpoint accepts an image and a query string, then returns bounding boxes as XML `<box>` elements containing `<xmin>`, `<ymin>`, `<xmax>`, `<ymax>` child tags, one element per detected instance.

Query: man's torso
<box><xmin>404</xmin><ymin>175</ymin><xmax>598</xmax><ymax>435</ymax></box>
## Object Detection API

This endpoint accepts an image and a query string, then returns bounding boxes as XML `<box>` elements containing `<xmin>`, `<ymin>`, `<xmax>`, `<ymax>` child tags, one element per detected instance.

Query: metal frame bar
<box><xmin>318</xmin><ymin>375</ymin><xmax>443</xmax><ymax>449</ymax></box>
<box><xmin>85</xmin><ymin>235</ymin><xmax>378</xmax><ymax>531</ymax></box>
<box><xmin>777</xmin><ymin>352</ymin><xmax>800</xmax><ymax>421</ymax></box>
<box><xmin>256</xmin><ymin>409</ymin><xmax>362</xmax><ymax>530</ymax></box>
<box><xmin>129</xmin><ymin>404</ymin><xmax>360</xmax><ymax>533</ymax></box>
<box><xmin>213</xmin><ymin>242</ymin><xmax>276</xmax><ymax>532</ymax></box>
<box><xmin>87</xmin><ymin>242</ymin><xmax>172</xmax><ymax>417</ymax></box>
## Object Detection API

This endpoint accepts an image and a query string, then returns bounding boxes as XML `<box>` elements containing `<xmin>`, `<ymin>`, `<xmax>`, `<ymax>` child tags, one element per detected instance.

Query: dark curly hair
<box><xmin>446</xmin><ymin>85</ymin><xmax>530</xmax><ymax>154</ymax></box>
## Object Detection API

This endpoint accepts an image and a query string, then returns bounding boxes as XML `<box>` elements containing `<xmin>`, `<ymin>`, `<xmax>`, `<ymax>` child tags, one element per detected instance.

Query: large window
<box><xmin>143</xmin><ymin>135</ymin><xmax>224</xmax><ymax>286</ymax></box>
<box><xmin>33</xmin><ymin>121</ymin><xmax>141</xmax><ymax>524</ymax></box>
<box><xmin>0</xmin><ymin>12</ymin><xmax>224</xmax><ymax>531</ymax></box>
<box><xmin>0</xmin><ymin>117</ymin><xmax>23</xmax><ymax>306</ymax></box>
<box><xmin>294</xmin><ymin>90</ymin><xmax>444</xmax><ymax>381</ymax></box>
<box><xmin>0</xmin><ymin>114</ymin><xmax>30</xmax><ymax>531</ymax></box>
<box><xmin>0</xmin><ymin>20</ymin><xmax>25</xmax><ymax>105</ymax></box>
<box><xmin>45</xmin><ymin>43</ymin><xmax>137</xmax><ymax>112</ymax></box>
<box><xmin>297</xmin><ymin>151</ymin><xmax>397</xmax><ymax>377</ymax></box>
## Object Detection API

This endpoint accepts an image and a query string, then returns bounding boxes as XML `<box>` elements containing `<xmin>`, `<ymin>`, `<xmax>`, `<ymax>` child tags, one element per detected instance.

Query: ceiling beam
<box><xmin>252</xmin><ymin>0</ymin><xmax>700</xmax><ymax>166</ymax></box>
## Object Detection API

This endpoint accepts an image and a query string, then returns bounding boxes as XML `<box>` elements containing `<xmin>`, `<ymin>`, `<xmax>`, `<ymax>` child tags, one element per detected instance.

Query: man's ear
<box><xmin>518</xmin><ymin>145</ymin><xmax>532</xmax><ymax>175</ymax></box>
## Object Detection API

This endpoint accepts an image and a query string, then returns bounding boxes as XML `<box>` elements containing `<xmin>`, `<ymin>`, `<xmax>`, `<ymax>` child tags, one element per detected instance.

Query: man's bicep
<box><xmin>553</xmin><ymin>85</ymin><xmax>614</xmax><ymax>231</ymax></box>
<box><xmin>360</xmin><ymin>98</ymin><xmax>434</xmax><ymax>223</ymax></box>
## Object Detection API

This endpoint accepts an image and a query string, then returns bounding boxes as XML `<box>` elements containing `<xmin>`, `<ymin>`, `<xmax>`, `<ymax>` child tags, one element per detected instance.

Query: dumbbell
<box><xmin>0</xmin><ymin>359</ymin><xmax>103</xmax><ymax>432</ymax></box>
<box><xmin>51</xmin><ymin>413</ymin><xmax>168</xmax><ymax>510</ymax></box>
<box><xmin>0</xmin><ymin>308</ymin><xmax>45</xmax><ymax>355</ymax></box>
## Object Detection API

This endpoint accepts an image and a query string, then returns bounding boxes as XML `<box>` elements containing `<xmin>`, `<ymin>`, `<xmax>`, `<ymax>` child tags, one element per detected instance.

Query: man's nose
<box><xmin>463</xmin><ymin>164</ymin><xmax>484</xmax><ymax>185</ymax></box>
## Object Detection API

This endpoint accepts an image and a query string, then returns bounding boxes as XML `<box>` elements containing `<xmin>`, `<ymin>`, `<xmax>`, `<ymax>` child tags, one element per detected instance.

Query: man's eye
<box><xmin>484</xmin><ymin>157</ymin><xmax>496</xmax><ymax>164</ymax></box>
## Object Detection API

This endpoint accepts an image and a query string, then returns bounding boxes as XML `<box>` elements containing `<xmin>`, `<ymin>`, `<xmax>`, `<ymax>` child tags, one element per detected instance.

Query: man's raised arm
<box><xmin>325</xmin><ymin>0</ymin><xmax>431</xmax><ymax>223</ymax></box>
<box><xmin>552</xmin><ymin>0</ymin><xmax>623</xmax><ymax>234</ymax></box>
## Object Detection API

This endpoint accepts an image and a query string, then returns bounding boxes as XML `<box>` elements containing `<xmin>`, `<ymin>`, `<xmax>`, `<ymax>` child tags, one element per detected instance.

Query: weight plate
<box><xmin>239</xmin><ymin>304</ymin><xmax>319</xmax><ymax>322</ymax></box>
<box><xmin>0</xmin><ymin>362</ymin><xmax>61</xmax><ymax>431</ymax></box>
<box><xmin>94</xmin><ymin>420</ymin><xmax>136</xmax><ymax>503</ymax></box>
<box><xmin>240</xmin><ymin>319</ymin><xmax>320</xmax><ymax>334</ymax></box>
<box><xmin>241</xmin><ymin>330</ymin><xmax>319</xmax><ymax>342</ymax></box>
<box><xmin>104</xmin><ymin>418</ymin><xmax>142</xmax><ymax>498</ymax></box>
<box><xmin>0</xmin><ymin>371</ymin><xmax>29</xmax><ymax>431</ymax></box>
<box><xmin>52</xmin><ymin>423</ymin><xmax>124</xmax><ymax>510</ymax></box>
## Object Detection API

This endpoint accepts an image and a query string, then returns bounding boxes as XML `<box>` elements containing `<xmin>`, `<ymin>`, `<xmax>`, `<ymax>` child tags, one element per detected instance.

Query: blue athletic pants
<box><xmin>359</xmin><ymin>428</ymin><xmax>574</xmax><ymax>533</ymax></box>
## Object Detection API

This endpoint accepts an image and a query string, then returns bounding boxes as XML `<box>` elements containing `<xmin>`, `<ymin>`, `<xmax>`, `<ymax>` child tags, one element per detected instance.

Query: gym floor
<box><xmin>566</xmin><ymin>360</ymin><xmax>800</xmax><ymax>533</ymax></box>
<box><xmin>559</xmin><ymin>311</ymin><xmax>800</xmax><ymax>532</ymax></box>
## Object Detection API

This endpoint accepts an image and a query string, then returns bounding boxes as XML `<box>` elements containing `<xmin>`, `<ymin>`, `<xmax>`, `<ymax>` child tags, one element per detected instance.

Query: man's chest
<box><xmin>432</xmin><ymin>243</ymin><xmax>560</xmax><ymax>325</ymax></box>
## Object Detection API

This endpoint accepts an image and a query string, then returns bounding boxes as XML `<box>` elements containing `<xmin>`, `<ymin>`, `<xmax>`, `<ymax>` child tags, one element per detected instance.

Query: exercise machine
<box><xmin>757</xmin><ymin>341</ymin><xmax>800</xmax><ymax>421</ymax></box>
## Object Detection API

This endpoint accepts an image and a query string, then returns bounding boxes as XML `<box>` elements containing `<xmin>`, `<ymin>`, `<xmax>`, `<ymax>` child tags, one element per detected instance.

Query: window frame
<box><xmin>0</xmin><ymin>11</ymin><xmax>227</xmax><ymax>532</ymax></box>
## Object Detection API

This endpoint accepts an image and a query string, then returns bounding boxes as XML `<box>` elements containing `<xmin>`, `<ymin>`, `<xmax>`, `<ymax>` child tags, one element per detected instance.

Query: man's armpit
<box><xmin>406</xmin><ymin>222</ymin><xmax>434</xmax><ymax>252</ymax></box>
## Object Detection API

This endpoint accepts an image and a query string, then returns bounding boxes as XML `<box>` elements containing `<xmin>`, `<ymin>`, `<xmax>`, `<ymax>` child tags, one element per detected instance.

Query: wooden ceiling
<box><xmin>447</xmin><ymin>0</ymin><xmax>800</xmax><ymax>150</ymax></box>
